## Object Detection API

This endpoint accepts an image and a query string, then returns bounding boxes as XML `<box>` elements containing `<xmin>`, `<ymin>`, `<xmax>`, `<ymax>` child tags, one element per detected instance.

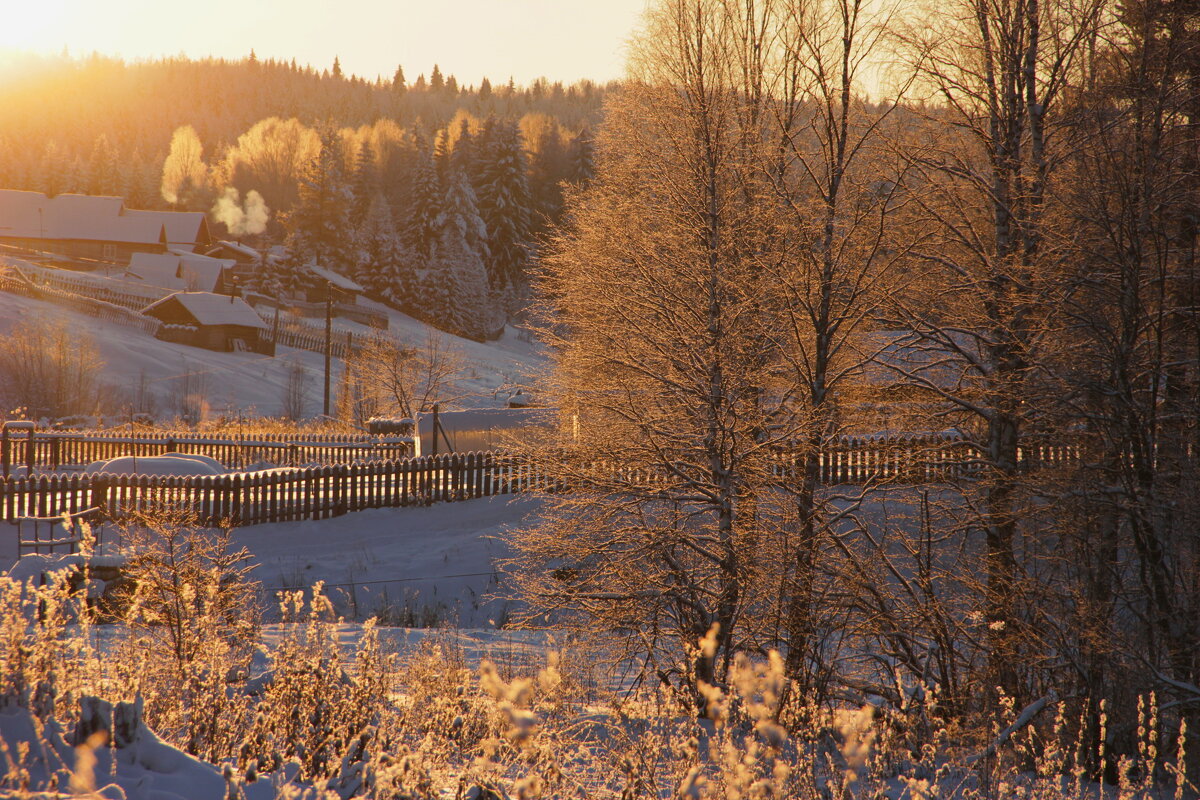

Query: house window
<box><xmin>102</xmin><ymin>244</ymin><xmax>116</xmax><ymax>260</ymax></box>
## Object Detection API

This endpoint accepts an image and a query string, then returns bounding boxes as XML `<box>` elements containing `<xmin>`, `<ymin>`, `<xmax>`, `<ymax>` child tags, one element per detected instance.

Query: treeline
<box><xmin>0</xmin><ymin>51</ymin><xmax>606</xmax><ymax>201</ymax></box>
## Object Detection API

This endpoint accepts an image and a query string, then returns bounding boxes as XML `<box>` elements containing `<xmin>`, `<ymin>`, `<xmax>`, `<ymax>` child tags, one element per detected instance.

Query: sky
<box><xmin>0</xmin><ymin>0</ymin><xmax>649</xmax><ymax>85</ymax></box>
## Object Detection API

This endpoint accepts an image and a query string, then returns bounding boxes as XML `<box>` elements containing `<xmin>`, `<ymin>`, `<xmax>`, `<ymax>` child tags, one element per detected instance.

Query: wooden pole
<box><xmin>323</xmin><ymin>280</ymin><xmax>332</xmax><ymax>417</ymax></box>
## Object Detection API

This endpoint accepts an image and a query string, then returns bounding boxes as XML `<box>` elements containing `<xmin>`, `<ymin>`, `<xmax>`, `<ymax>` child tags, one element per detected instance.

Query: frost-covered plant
<box><xmin>0</xmin><ymin>573</ymin><xmax>95</xmax><ymax>723</ymax></box>
<box><xmin>243</xmin><ymin>585</ymin><xmax>398</xmax><ymax>786</ymax></box>
<box><xmin>112</xmin><ymin>511</ymin><xmax>260</xmax><ymax>764</ymax></box>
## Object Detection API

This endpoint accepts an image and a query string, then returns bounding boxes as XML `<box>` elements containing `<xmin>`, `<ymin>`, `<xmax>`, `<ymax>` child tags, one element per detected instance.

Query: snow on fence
<box><xmin>268</xmin><ymin>318</ymin><xmax>392</xmax><ymax>359</ymax></box>
<box><xmin>0</xmin><ymin>437</ymin><xmax>1083</xmax><ymax>527</ymax></box>
<box><xmin>0</xmin><ymin>270</ymin><xmax>162</xmax><ymax>335</ymax></box>
<box><xmin>8</xmin><ymin>431</ymin><xmax>415</xmax><ymax>471</ymax></box>
<box><xmin>4</xmin><ymin>262</ymin><xmax>163</xmax><ymax>310</ymax></box>
<box><xmin>0</xmin><ymin>453</ymin><xmax>545</xmax><ymax>526</ymax></box>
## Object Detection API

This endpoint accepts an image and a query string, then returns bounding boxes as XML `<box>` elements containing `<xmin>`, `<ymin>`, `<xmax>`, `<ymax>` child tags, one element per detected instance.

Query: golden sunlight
<box><xmin>0</xmin><ymin>0</ymin><xmax>74</xmax><ymax>52</ymax></box>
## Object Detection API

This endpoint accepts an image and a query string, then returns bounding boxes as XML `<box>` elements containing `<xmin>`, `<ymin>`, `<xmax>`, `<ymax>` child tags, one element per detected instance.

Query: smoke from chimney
<box><xmin>212</xmin><ymin>187</ymin><xmax>270</xmax><ymax>236</ymax></box>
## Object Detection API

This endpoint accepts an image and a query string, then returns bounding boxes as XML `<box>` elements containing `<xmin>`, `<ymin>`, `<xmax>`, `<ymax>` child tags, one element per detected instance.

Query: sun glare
<box><xmin>0</xmin><ymin>0</ymin><xmax>73</xmax><ymax>53</ymax></box>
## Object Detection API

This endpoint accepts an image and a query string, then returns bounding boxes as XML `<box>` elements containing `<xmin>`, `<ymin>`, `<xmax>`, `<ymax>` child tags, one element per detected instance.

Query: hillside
<box><xmin>0</xmin><ymin>285</ymin><xmax>544</xmax><ymax>422</ymax></box>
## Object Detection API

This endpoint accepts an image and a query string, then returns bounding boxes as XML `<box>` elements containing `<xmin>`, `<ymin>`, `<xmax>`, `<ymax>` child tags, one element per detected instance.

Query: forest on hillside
<box><xmin>0</xmin><ymin>54</ymin><xmax>605</xmax><ymax>337</ymax></box>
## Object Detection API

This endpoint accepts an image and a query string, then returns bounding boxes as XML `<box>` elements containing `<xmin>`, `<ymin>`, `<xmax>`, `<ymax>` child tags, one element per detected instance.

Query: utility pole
<box><xmin>323</xmin><ymin>280</ymin><xmax>333</xmax><ymax>416</ymax></box>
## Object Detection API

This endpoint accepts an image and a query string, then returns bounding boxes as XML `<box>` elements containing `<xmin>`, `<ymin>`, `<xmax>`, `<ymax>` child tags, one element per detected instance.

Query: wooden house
<box><xmin>125</xmin><ymin>251</ymin><xmax>237</xmax><ymax>294</ymax></box>
<box><xmin>142</xmin><ymin>292</ymin><xmax>273</xmax><ymax>355</ymax></box>
<box><xmin>0</xmin><ymin>190</ymin><xmax>212</xmax><ymax>264</ymax></box>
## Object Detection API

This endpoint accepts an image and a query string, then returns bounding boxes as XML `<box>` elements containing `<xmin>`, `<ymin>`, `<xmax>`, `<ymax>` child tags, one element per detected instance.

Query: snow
<box><xmin>126</xmin><ymin>252</ymin><xmax>233</xmax><ymax>294</ymax></box>
<box><xmin>306</xmin><ymin>263</ymin><xmax>364</xmax><ymax>293</ymax></box>
<box><xmin>0</xmin><ymin>286</ymin><xmax>544</xmax><ymax>418</ymax></box>
<box><xmin>83</xmin><ymin>455</ymin><xmax>227</xmax><ymax>477</ymax></box>
<box><xmin>142</xmin><ymin>291</ymin><xmax>268</xmax><ymax>329</ymax></box>
<box><xmin>233</xmin><ymin>495</ymin><xmax>539</xmax><ymax>627</ymax></box>
<box><xmin>0</xmin><ymin>190</ymin><xmax>206</xmax><ymax>249</ymax></box>
<box><xmin>0</xmin><ymin>701</ymin><xmax>282</xmax><ymax>800</ymax></box>
<box><xmin>212</xmin><ymin>238</ymin><xmax>259</xmax><ymax>259</ymax></box>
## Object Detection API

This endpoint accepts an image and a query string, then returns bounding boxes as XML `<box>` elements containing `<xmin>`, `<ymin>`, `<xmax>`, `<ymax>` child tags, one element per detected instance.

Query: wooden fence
<box><xmin>0</xmin><ymin>453</ymin><xmax>542</xmax><ymax>526</ymax></box>
<box><xmin>4</xmin><ymin>262</ymin><xmax>163</xmax><ymax>311</ymax></box>
<box><xmin>5</xmin><ymin>430</ymin><xmax>415</xmax><ymax>471</ymax></box>
<box><xmin>0</xmin><ymin>270</ymin><xmax>162</xmax><ymax>335</ymax></box>
<box><xmin>0</xmin><ymin>437</ymin><xmax>1082</xmax><ymax>527</ymax></box>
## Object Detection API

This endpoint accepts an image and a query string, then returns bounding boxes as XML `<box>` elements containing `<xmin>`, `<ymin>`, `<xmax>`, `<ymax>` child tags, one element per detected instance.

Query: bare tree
<box><xmin>509</xmin><ymin>0</ymin><xmax>817</xmax><ymax>711</ymax></box>
<box><xmin>345</xmin><ymin>330</ymin><xmax>465</xmax><ymax>420</ymax></box>
<box><xmin>0</xmin><ymin>314</ymin><xmax>104</xmax><ymax>419</ymax></box>
<box><xmin>886</xmin><ymin>0</ymin><xmax>1105</xmax><ymax>703</ymax></box>
<box><xmin>281</xmin><ymin>358</ymin><xmax>310</xmax><ymax>421</ymax></box>
<box><xmin>1048</xmin><ymin>0</ymin><xmax>1200</xmax><ymax>732</ymax></box>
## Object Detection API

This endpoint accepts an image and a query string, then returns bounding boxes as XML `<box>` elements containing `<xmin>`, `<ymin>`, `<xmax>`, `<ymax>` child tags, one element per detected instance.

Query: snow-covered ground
<box><xmin>234</xmin><ymin>495</ymin><xmax>539</xmax><ymax>627</ymax></box>
<box><xmin>3</xmin><ymin>495</ymin><xmax>539</xmax><ymax>628</ymax></box>
<box><xmin>0</xmin><ymin>286</ymin><xmax>545</xmax><ymax>420</ymax></box>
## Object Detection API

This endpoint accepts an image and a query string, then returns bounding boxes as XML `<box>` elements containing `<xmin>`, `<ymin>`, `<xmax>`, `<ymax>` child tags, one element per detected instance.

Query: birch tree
<box><xmin>889</xmin><ymin>0</ymin><xmax>1105</xmax><ymax>701</ymax></box>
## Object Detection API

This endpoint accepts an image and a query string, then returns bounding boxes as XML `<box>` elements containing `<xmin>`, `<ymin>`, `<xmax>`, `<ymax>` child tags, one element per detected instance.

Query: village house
<box><xmin>0</xmin><ymin>190</ymin><xmax>212</xmax><ymax>264</ymax></box>
<box><xmin>142</xmin><ymin>291</ymin><xmax>274</xmax><ymax>355</ymax></box>
<box><xmin>124</xmin><ymin>251</ymin><xmax>238</xmax><ymax>294</ymax></box>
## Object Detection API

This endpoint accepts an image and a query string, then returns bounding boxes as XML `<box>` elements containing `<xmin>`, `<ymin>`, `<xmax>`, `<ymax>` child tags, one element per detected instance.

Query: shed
<box><xmin>414</xmin><ymin>408</ymin><xmax>558</xmax><ymax>456</ymax></box>
<box><xmin>142</xmin><ymin>292</ymin><xmax>273</xmax><ymax>355</ymax></box>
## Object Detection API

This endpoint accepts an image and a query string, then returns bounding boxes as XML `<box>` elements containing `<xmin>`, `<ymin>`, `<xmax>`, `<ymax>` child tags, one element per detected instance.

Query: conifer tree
<box><xmin>41</xmin><ymin>141</ymin><xmax>69</xmax><ymax>198</ymax></box>
<box><xmin>124</xmin><ymin>149</ymin><xmax>159</xmax><ymax>208</ymax></box>
<box><xmin>434</xmin><ymin>171</ymin><xmax>495</xmax><ymax>339</ymax></box>
<box><xmin>404</xmin><ymin>132</ymin><xmax>441</xmax><ymax>261</ymax></box>
<box><xmin>356</xmin><ymin>193</ymin><xmax>411</xmax><ymax>303</ymax></box>
<box><xmin>567</xmin><ymin>128</ymin><xmax>594</xmax><ymax>186</ymax></box>
<box><xmin>475</xmin><ymin>118</ymin><xmax>532</xmax><ymax>293</ymax></box>
<box><xmin>528</xmin><ymin>122</ymin><xmax>569</xmax><ymax>231</ymax></box>
<box><xmin>350</xmin><ymin>141</ymin><xmax>377</xmax><ymax>221</ymax></box>
<box><xmin>281</xmin><ymin>124</ymin><xmax>356</xmax><ymax>288</ymax></box>
<box><xmin>450</xmin><ymin>117</ymin><xmax>475</xmax><ymax>176</ymax></box>
<box><xmin>86</xmin><ymin>134</ymin><xmax>119</xmax><ymax>196</ymax></box>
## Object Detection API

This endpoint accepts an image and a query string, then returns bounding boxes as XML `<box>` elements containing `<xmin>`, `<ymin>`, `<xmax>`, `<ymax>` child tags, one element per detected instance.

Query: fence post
<box><xmin>90</xmin><ymin>477</ymin><xmax>109</xmax><ymax>522</ymax></box>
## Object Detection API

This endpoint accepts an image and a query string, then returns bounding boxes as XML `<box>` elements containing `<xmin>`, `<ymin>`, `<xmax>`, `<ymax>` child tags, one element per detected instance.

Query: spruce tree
<box><xmin>434</xmin><ymin>171</ymin><xmax>495</xmax><ymax>339</ymax></box>
<box><xmin>403</xmin><ymin>131</ymin><xmax>441</xmax><ymax>262</ymax></box>
<box><xmin>281</xmin><ymin>124</ymin><xmax>356</xmax><ymax>289</ymax></box>
<box><xmin>350</xmin><ymin>141</ymin><xmax>377</xmax><ymax>221</ymax></box>
<box><xmin>450</xmin><ymin>117</ymin><xmax>475</xmax><ymax>176</ymax></box>
<box><xmin>356</xmin><ymin>193</ymin><xmax>412</xmax><ymax>304</ymax></box>
<box><xmin>87</xmin><ymin>134</ymin><xmax>119</xmax><ymax>196</ymax></box>
<box><xmin>529</xmin><ymin>124</ymin><xmax>569</xmax><ymax>232</ymax></box>
<box><xmin>475</xmin><ymin>118</ymin><xmax>532</xmax><ymax>293</ymax></box>
<box><xmin>568</xmin><ymin>127</ymin><xmax>595</xmax><ymax>186</ymax></box>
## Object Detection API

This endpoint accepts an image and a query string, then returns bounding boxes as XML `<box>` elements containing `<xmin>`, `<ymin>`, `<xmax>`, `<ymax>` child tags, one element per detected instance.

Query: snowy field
<box><xmin>0</xmin><ymin>287</ymin><xmax>545</xmax><ymax>419</ymax></box>
<box><xmin>233</xmin><ymin>494</ymin><xmax>540</xmax><ymax>627</ymax></box>
<box><xmin>2</xmin><ymin>494</ymin><xmax>540</xmax><ymax>628</ymax></box>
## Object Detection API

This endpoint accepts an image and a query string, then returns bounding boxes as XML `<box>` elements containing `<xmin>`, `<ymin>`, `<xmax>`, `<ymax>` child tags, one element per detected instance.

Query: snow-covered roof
<box><xmin>124</xmin><ymin>208</ymin><xmax>210</xmax><ymax>251</ymax></box>
<box><xmin>142</xmin><ymin>292</ymin><xmax>269</xmax><ymax>329</ymax></box>
<box><xmin>863</xmin><ymin>330</ymin><xmax>983</xmax><ymax>390</ymax></box>
<box><xmin>307</xmin><ymin>264</ymin><xmax>363</xmax><ymax>293</ymax></box>
<box><xmin>213</xmin><ymin>239</ymin><xmax>260</xmax><ymax>259</ymax></box>
<box><xmin>126</xmin><ymin>252</ymin><xmax>233</xmax><ymax>293</ymax></box>
<box><xmin>0</xmin><ymin>190</ymin><xmax>210</xmax><ymax>250</ymax></box>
